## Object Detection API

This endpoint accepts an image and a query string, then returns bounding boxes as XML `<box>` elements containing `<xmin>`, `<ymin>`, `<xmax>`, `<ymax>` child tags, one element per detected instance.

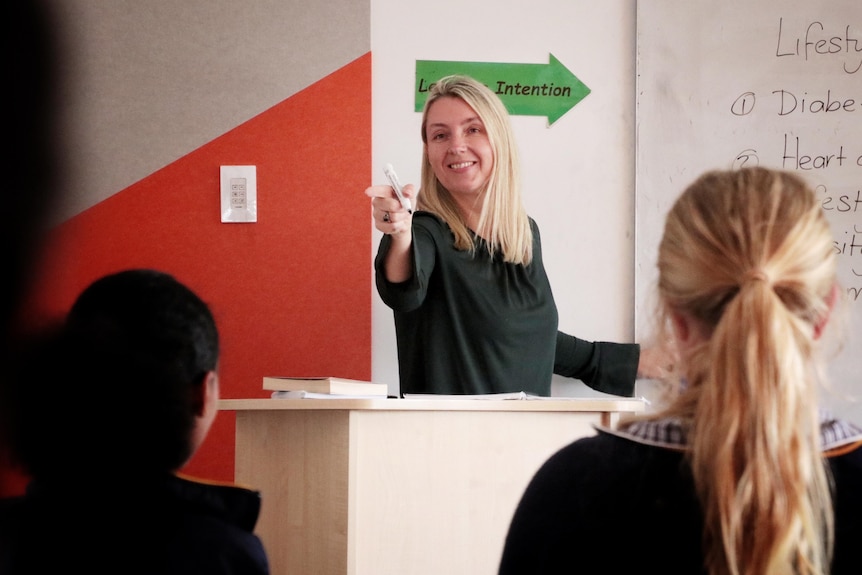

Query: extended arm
<box><xmin>553</xmin><ymin>331</ymin><xmax>638</xmax><ymax>396</ymax></box>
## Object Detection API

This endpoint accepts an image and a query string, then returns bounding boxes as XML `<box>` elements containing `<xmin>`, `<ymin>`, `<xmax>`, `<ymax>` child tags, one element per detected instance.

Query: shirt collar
<box><xmin>599</xmin><ymin>409</ymin><xmax>862</xmax><ymax>453</ymax></box>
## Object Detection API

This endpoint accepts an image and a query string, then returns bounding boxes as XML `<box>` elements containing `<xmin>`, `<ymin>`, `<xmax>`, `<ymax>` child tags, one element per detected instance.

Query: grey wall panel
<box><xmin>50</xmin><ymin>0</ymin><xmax>370</xmax><ymax>220</ymax></box>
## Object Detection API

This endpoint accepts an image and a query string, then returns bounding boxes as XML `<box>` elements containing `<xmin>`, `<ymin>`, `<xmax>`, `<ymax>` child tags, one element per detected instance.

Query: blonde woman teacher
<box><xmin>366</xmin><ymin>75</ymin><xmax>664</xmax><ymax>397</ymax></box>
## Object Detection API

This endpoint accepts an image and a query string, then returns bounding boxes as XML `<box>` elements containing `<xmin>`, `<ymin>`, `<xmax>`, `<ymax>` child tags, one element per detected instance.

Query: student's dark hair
<box><xmin>9</xmin><ymin>269</ymin><xmax>219</xmax><ymax>478</ymax></box>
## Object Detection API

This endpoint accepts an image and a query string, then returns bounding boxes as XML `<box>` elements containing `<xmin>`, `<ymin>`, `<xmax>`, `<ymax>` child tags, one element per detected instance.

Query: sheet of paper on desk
<box><xmin>401</xmin><ymin>392</ymin><xmax>628</xmax><ymax>400</ymax></box>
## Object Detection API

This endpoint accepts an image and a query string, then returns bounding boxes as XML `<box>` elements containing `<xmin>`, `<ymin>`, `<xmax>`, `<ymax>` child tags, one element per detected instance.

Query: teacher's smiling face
<box><xmin>424</xmin><ymin>95</ymin><xmax>494</xmax><ymax>200</ymax></box>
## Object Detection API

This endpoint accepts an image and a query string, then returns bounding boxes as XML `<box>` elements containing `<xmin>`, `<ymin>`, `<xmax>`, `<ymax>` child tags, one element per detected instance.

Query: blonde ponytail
<box><xmin>629</xmin><ymin>167</ymin><xmax>837</xmax><ymax>575</ymax></box>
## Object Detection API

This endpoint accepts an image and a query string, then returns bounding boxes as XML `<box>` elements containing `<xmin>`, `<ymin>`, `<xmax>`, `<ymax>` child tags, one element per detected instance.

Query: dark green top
<box><xmin>375</xmin><ymin>212</ymin><xmax>638</xmax><ymax>397</ymax></box>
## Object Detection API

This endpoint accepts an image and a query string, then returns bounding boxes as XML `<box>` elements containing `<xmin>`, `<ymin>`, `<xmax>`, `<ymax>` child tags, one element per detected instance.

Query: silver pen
<box><xmin>383</xmin><ymin>163</ymin><xmax>412</xmax><ymax>214</ymax></box>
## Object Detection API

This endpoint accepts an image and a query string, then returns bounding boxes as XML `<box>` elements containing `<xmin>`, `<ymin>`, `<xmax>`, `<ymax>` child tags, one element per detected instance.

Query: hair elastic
<box><xmin>742</xmin><ymin>268</ymin><xmax>770</xmax><ymax>286</ymax></box>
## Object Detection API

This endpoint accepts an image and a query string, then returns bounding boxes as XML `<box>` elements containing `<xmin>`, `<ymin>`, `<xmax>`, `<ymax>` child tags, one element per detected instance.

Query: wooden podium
<box><xmin>220</xmin><ymin>397</ymin><xmax>644</xmax><ymax>575</ymax></box>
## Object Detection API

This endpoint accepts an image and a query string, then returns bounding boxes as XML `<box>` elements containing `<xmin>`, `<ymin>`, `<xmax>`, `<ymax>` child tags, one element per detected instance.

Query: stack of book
<box><xmin>264</xmin><ymin>376</ymin><xmax>389</xmax><ymax>399</ymax></box>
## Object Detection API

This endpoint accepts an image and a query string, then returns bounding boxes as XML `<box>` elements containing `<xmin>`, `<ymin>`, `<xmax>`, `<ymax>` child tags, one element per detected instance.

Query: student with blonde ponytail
<box><xmin>498</xmin><ymin>166</ymin><xmax>862</xmax><ymax>574</ymax></box>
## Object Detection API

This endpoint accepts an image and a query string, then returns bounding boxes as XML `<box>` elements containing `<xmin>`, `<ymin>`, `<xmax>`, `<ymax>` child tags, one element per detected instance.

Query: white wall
<box><xmin>370</xmin><ymin>1</ymin><xmax>639</xmax><ymax>397</ymax></box>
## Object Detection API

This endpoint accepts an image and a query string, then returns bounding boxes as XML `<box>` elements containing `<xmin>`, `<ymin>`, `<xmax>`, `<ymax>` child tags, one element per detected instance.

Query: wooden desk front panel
<box><xmin>235</xmin><ymin>410</ymin><xmax>351</xmax><ymax>574</ymax></box>
<box><xmin>234</xmin><ymin>407</ymin><xmax>605</xmax><ymax>575</ymax></box>
<box><xmin>348</xmin><ymin>410</ymin><xmax>597</xmax><ymax>575</ymax></box>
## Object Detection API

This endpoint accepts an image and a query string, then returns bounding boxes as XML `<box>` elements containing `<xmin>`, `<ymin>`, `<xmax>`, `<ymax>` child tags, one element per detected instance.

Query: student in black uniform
<box><xmin>366</xmin><ymin>74</ymin><xmax>664</xmax><ymax>396</ymax></box>
<box><xmin>1</xmin><ymin>269</ymin><xmax>270</xmax><ymax>575</ymax></box>
<box><xmin>498</xmin><ymin>167</ymin><xmax>862</xmax><ymax>574</ymax></box>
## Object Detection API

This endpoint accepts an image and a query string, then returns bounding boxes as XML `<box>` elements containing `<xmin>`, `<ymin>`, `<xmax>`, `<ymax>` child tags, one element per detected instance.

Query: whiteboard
<box><xmin>635</xmin><ymin>1</ymin><xmax>861</xmax><ymax>420</ymax></box>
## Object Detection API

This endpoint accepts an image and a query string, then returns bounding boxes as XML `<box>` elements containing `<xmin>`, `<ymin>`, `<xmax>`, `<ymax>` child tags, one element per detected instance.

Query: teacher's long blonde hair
<box><xmin>417</xmin><ymin>75</ymin><xmax>533</xmax><ymax>265</ymax></box>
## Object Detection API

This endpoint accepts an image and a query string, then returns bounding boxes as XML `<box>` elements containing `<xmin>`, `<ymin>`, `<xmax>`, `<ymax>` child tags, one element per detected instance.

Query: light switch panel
<box><xmin>220</xmin><ymin>165</ymin><xmax>257</xmax><ymax>223</ymax></box>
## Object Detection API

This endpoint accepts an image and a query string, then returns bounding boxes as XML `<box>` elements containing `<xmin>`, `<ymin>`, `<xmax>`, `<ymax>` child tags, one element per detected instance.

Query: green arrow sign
<box><xmin>414</xmin><ymin>54</ymin><xmax>590</xmax><ymax>126</ymax></box>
